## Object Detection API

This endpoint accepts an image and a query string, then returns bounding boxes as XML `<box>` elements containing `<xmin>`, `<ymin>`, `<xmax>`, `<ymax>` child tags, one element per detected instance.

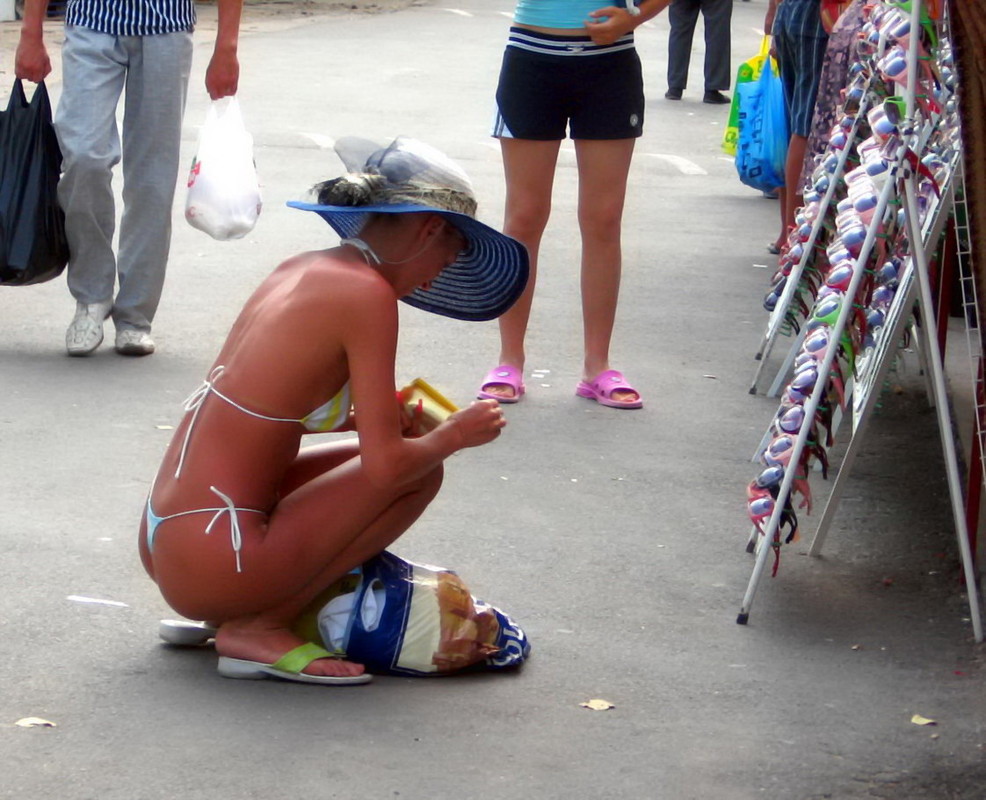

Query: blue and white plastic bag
<box><xmin>294</xmin><ymin>551</ymin><xmax>530</xmax><ymax>677</ymax></box>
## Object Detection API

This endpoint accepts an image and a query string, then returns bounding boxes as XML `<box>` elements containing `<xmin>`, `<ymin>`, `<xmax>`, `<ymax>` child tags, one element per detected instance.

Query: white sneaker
<box><xmin>115</xmin><ymin>329</ymin><xmax>155</xmax><ymax>356</ymax></box>
<box><xmin>66</xmin><ymin>301</ymin><xmax>112</xmax><ymax>356</ymax></box>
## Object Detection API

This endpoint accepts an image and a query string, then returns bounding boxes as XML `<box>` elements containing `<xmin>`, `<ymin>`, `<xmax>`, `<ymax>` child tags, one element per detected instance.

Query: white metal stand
<box><xmin>738</xmin><ymin>0</ymin><xmax>983</xmax><ymax>640</ymax></box>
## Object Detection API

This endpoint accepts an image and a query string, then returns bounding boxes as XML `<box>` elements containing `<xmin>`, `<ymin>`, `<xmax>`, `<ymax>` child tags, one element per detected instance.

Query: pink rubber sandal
<box><xmin>477</xmin><ymin>365</ymin><xmax>525</xmax><ymax>403</ymax></box>
<box><xmin>576</xmin><ymin>370</ymin><xmax>643</xmax><ymax>409</ymax></box>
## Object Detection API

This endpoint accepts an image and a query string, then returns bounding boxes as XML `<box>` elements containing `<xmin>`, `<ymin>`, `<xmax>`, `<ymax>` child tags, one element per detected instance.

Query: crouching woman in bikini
<box><xmin>139</xmin><ymin>137</ymin><xmax>529</xmax><ymax>686</ymax></box>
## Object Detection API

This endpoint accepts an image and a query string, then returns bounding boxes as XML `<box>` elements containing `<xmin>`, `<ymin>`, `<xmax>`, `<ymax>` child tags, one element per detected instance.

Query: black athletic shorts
<box><xmin>492</xmin><ymin>27</ymin><xmax>644</xmax><ymax>141</ymax></box>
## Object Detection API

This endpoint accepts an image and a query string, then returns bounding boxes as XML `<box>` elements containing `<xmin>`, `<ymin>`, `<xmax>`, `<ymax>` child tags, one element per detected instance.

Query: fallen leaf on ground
<box><xmin>911</xmin><ymin>714</ymin><xmax>937</xmax><ymax>726</ymax></box>
<box><xmin>580</xmin><ymin>699</ymin><xmax>615</xmax><ymax>711</ymax></box>
<box><xmin>15</xmin><ymin>717</ymin><xmax>56</xmax><ymax>728</ymax></box>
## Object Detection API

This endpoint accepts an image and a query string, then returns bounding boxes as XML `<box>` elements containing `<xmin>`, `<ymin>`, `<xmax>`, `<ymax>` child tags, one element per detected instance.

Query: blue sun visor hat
<box><xmin>288</xmin><ymin>137</ymin><xmax>529</xmax><ymax>322</ymax></box>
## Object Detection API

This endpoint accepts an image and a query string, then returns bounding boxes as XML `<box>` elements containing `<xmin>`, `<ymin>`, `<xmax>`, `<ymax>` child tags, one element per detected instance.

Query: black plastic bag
<box><xmin>0</xmin><ymin>80</ymin><xmax>70</xmax><ymax>286</ymax></box>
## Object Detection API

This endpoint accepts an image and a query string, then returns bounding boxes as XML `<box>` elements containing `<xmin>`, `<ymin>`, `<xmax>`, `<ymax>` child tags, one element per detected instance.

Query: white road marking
<box><xmin>640</xmin><ymin>153</ymin><xmax>708</xmax><ymax>175</ymax></box>
<box><xmin>443</xmin><ymin>8</ymin><xmax>473</xmax><ymax>16</ymax></box>
<box><xmin>302</xmin><ymin>132</ymin><xmax>335</xmax><ymax>149</ymax></box>
<box><xmin>67</xmin><ymin>595</ymin><xmax>130</xmax><ymax>608</ymax></box>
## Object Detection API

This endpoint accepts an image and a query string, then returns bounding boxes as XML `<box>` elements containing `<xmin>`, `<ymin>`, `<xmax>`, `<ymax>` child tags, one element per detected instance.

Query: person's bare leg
<box><xmin>574</xmin><ymin>138</ymin><xmax>639</xmax><ymax>404</ymax></box>
<box><xmin>778</xmin><ymin>132</ymin><xmax>809</xmax><ymax>251</ymax></box>
<box><xmin>774</xmin><ymin>184</ymin><xmax>788</xmax><ymax>253</ymax></box>
<box><xmin>154</xmin><ymin>441</ymin><xmax>443</xmax><ymax>678</ymax></box>
<box><xmin>216</xmin><ymin>467</ymin><xmax>442</xmax><ymax>677</ymax></box>
<box><xmin>480</xmin><ymin>138</ymin><xmax>561</xmax><ymax>400</ymax></box>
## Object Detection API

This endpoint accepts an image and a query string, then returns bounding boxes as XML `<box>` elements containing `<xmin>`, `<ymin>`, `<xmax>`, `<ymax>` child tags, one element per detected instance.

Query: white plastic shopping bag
<box><xmin>185</xmin><ymin>98</ymin><xmax>261</xmax><ymax>240</ymax></box>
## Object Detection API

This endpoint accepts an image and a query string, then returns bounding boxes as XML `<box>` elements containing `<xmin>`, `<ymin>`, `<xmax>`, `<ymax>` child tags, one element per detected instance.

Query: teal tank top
<box><xmin>514</xmin><ymin>0</ymin><xmax>621</xmax><ymax>29</ymax></box>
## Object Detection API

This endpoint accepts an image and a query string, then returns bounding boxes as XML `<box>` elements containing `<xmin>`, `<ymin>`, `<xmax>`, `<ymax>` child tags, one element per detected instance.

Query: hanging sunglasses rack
<box><xmin>738</xmin><ymin>0</ymin><xmax>983</xmax><ymax>641</ymax></box>
<box><xmin>748</xmin><ymin>91</ymin><xmax>875</xmax><ymax>398</ymax></box>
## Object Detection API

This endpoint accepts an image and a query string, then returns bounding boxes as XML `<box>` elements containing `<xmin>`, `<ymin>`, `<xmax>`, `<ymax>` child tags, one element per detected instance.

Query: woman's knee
<box><xmin>578</xmin><ymin>204</ymin><xmax>624</xmax><ymax>245</ymax></box>
<box><xmin>414</xmin><ymin>463</ymin><xmax>445</xmax><ymax>503</ymax></box>
<box><xmin>505</xmin><ymin>198</ymin><xmax>551</xmax><ymax>243</ymax></box>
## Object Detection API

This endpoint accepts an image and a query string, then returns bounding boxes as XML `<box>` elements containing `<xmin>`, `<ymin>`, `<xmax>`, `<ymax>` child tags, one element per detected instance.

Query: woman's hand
<box><xmin>446</xmin><ymin>400</ymin><xmax>506</xmax><ymax>449</ymax></box>
<box><xmin>585</xmin><ymin>7</ymin><xmax>637</xmax><ymax>45</ymax></box>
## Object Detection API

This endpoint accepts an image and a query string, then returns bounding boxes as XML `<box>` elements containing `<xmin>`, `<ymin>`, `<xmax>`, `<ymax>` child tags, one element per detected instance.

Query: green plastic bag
<box><xmin>722</xmin><ymin>37</ymin><xmax>772</xmax><ymax>156</ymax></box>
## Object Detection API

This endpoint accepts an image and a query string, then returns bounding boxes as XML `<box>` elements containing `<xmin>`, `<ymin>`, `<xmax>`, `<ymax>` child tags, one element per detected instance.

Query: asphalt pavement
<box><xmin>1</xmin><ymin>2</ymin><xmax>984</xmax><ymax>798</ymax></box>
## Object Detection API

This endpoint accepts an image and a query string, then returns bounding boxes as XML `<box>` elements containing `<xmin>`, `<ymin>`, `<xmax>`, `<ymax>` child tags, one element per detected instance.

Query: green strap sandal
<box><xmin>217</xmin><ymin>642</ymin><xmax>372</xmax><ymax>685</ymax></box>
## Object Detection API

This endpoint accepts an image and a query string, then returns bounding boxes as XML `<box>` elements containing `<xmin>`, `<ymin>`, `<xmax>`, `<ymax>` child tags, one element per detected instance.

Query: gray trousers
<box><xmin>666</xmin><ymin>0</ymin><xmax>733</xmax><ymax>92</ymax></box>
<box><xmin>56</xmin><ymin>26</ymin><xmax>193</xmax><ymax>332</ymax></box>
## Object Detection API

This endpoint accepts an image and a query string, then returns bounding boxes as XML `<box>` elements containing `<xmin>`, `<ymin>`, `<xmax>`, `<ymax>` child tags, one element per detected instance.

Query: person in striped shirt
<box><xmin>15</xmin><ymin>0</ymin><xmax>242</xmax><ymax>357</ymax></box>
<box><xmin>764</xmin><ymin>0</ymin><xmax>829</xmax><ymax>255</ymax></box>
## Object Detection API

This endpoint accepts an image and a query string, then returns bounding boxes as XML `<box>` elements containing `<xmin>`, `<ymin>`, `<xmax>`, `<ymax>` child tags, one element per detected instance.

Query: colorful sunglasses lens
<box><xmin>794</xmin><ymin>352</ymin><xmax>816</xmax><ymax>371</ymax></box>
<box><xmin>749</xmin><ymin>497</ymin><xmax>775</xmax><ymax>517</ymax></box>
<box><xmin>791</xmin><ymin>368</ymin><xmax>818</xmax><ymax>392</ymax></box>
<box><xmin>841</xmin><ymin>225</ymin><xmax>867</xmax><ymax>249</ymax></box>
<box><xmin>805</xmin><ymin>336</ymin><xmax>830</xmax><ymax>356</ymax></box>
<box><xmin>867</xmin><ymin>307</ymin><xmax>886</xmax><ymax>329</ymax></box>
<box><xmin>867</xmin><ymin>107</ymin><xmax>897</xmax><ymax>137</ymax></box>
<box><xmin>880</xmin><ymin>53</ymin><xmax>907</xmax><ymax>79</ymax></box>
<box><xmin>852</xmin><ymin>189</ymin><xmax>878</xmax><ymax>213</ymax></box>
<box><xmin>764</xmin><ymin>437</ymin><xmax>795</xmax><ymax>467</ymax></box>
<box><xmin>871</xmin><ymin>284</ymin><xmax>895</xmax><ymax>307</ymax></box>
<box><xmin>778</xmin><ymin>406</ymin><xmax>806</xmax><ymax>433</ymax></box>
<box><xmin>813</xmin><ymin>296</ymin><xmax>842</xmax><ymax>324</ymax></box>
<box><xmin>865</xmin><ymin>158</ymin><xmax>889</xmax><ymax>178</ymax></box>
<box><xmin>826</xmin><ymin>264</ymin><xmax>855</xmax><ymax>291</ymax></box>
<box><xmin>769</xmin><ymin>435</ymin><xmax>794</xmax><ymax>455</ymax></box>
<box><xmin>756</xmin><ymin>465</ymin><xmax>785</xmax><ymax>489</ymax></box>
<box><xmin>877</xmin><ymin>260</ymin><xmax>899</xmax><ymax>284</ymax></box>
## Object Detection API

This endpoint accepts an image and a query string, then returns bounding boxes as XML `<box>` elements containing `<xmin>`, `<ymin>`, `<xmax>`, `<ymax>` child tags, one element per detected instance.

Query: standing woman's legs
<box><xmin>573</xmin><ymin>137</ymin><xmax>638</xmax><ymax>404</ymax></box>
<box><xmin>483</xmin><ymin>137</ymin><xmax>560</xmax><ymax>396</ymax></box>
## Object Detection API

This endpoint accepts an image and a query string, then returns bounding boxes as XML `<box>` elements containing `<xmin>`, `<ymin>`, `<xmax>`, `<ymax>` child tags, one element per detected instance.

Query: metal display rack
<box><xmin>738</xmin><ymin>0</ymin><xmax>983</xmax><ymax>641</ymax></box>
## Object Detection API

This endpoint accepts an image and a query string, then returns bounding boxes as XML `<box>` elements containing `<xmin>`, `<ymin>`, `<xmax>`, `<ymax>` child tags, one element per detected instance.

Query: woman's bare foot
<box><xmin>482</xmin><ymin>383</ymin><xmax>519</xmax><ymax>400</ymax></box>
<box><xmin>215</xmin><ymin>621</ymin><xmax>365</xmax><ymax>678</ymax></box>
<box><xmin>477</xmin><ymin>364</ymin><xmax>525</xmax><ymax>403</ymax></box>
<box><xmin>577</xmin><ymin>368</ymin><xmax>643</xmax><ymax>409</ymax></box>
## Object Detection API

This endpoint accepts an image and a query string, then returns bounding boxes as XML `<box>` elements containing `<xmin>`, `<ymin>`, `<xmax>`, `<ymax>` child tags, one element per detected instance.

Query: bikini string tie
<box><xmin>205</xmin><ymin>485</ymin><xmax>245</xmax><ymax>574</ymax></box>
<box><xmin>175</xmin><ymin>365</ymin><xmax>226</xmax><ymax>479</ymax></box>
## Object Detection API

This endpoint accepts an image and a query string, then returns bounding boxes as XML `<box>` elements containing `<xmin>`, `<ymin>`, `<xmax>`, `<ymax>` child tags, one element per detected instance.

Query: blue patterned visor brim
<box><xmin>287</xmin><ymin>201</ymin><xmax>530</xmax><ymax>322</ymax></box>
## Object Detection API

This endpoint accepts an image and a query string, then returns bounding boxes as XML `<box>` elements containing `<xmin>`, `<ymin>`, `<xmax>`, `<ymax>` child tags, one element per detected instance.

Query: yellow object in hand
<box><xmin>397</xmin><ymin>378</ymin><xmax>459</xmax><ymax>434</ymax></box>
